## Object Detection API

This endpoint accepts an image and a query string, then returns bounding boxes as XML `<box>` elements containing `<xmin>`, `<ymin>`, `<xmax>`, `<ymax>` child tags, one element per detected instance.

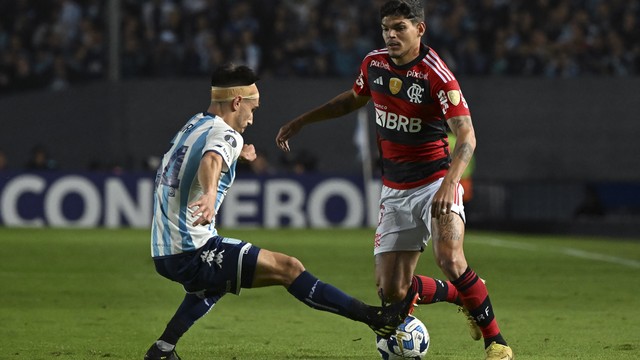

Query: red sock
<box><xmin>411</xmin><ymin>275</ymin><xmax>461</xmax><ymax>305</ymax></box>
<box><xmin>451</xmin><ymin>268</ymin><xmax>502</xmax><ymax>340</ymax></box>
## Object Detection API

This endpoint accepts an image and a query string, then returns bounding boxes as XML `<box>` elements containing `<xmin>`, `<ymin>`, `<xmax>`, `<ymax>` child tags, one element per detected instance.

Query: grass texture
<box><xmin>0</xmin><ymin>227</ymin><xmax>639</xmax><ymax>359</ymax></box>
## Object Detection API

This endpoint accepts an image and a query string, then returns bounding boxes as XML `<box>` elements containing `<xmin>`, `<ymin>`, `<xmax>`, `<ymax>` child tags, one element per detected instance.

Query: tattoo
<box><xmin>448</xmin><ymin>116</ymin><xmax>472</xmax><ymax>133</ymax></box>
<box><xmin>436</xmin><ymin>214</ymin><xmax>462</xmax><ymax>243</ymax></box>
<box><xmin>448</xmin><ymin>116</ymin><xmax>474</xmax><ymax>164</ymax></box>
<box><xmin>452</xmin><ymin>142</ymin><xmax>473</xmax><ymax>164</ymax></box>
<box><xmin>448</xmin><ymin>117</ymin><xmax>467</xmax><ymax>131</ymax></box>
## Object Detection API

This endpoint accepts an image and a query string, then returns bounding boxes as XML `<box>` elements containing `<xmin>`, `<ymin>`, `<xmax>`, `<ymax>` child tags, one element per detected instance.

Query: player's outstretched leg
<box><xmin>144</xmin><ymin>293</ymin><xmax>221</xmax><ymax>360</ymax></box>
<box><xmin>411</xmin><ymin>274</ymin><xmax>482</xmax><ymax>341</ymax></box>
<box><xmin>286</xmin><ymin>270</ymin><xmax>418</xmax><ymax>338</ymax></box>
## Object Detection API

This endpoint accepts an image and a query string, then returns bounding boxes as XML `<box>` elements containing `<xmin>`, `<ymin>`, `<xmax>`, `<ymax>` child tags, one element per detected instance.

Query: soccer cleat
<box><xmin>458</xmin><ymin>306</ymin><xmax>482</xmax><ymax>341</ymax></box>
<box><xmin>459</xmin><ymin>277</ymin><xmax>486</xmax><ymax>341</ymax></box>
<box><xmin>368</xmin><ymin>291</ymin><xmax>420</xmax><ymax>339</ymax></box>
<box><xmin>144</xmin><ymin>342</ymin><xmax>181</xmax><ymax>360</ymax></box>
<box><xmin>485</xmin><ymin>341</ymin><xmax>514</xmax><ymax>360</ymax></box>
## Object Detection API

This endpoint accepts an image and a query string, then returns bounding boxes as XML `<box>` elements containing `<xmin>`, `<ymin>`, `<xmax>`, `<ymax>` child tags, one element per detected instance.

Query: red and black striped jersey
<box><xmin>353</xmin><ymin>44</ymin><xmax>471</xmax><ymax>190</ymax></box>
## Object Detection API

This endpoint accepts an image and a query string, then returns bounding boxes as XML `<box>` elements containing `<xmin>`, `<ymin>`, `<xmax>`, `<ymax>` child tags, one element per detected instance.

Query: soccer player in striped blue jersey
<box><xmin>276</xmin><ymin>1</ymin><xmax>513</xmax><ymax>359</ymax></box>
<box><xmin>144</xmin><ymin>63</ymin><xmax>417</xmax><ymax>360</ymax></box>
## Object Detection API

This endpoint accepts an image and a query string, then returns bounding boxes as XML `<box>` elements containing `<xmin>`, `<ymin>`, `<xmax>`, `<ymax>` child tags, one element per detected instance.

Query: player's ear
<box><xmin>232</xmin><ymin>96</ymin><xmax>243</xmax><ymax>111</ymax></box>
<box><xmin>418</xmin><ymin>22</ymin><xmax>426</xmax><ymax>37</ymax></box>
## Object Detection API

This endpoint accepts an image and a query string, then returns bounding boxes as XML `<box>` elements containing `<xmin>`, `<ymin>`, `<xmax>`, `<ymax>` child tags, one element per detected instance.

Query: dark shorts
<box><xmin>153</xmin><ymin>236</ymin><xmax>261</xmax><ymax>296</ymax></box>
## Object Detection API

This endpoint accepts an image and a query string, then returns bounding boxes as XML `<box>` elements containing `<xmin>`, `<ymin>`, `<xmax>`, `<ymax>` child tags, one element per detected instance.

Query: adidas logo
<box><xmin>374</xmin><ymin>76</ymin><xmax>383</xmax><ymax>85</ymax></box>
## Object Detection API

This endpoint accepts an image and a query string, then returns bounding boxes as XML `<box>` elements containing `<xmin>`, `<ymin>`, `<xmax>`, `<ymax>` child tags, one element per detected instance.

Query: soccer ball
<box><xmin>376</xmin><ymin>315</ymin><xmax>430</xmax><ymax>359</ymax></box>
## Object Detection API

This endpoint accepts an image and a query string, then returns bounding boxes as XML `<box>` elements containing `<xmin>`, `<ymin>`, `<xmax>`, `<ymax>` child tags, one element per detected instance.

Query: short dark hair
<box><xmin>380</xmin><ymin>0</ymin><xmax>424</xmax><ymax>23</ymax></box>
<box><xmin>210</xmin><ymin>63</ymin><xmax>259</xmax><ymax>87</ymax></box>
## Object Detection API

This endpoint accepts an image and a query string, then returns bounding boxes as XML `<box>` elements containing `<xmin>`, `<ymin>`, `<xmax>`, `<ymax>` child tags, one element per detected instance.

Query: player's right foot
<box><xmin>485</xmin><ymin>341</ymin><xmax>514</xmax><ymax>360</ymax></box>
<box><xmin>144</xmin><ymin>343</ymin><xmax>181</xmax><ymax>360</ymax></box>
<box><xmin>458</xmin><ymin>306</ymin><xmax>482</xmax><ymax>341</ymax></box>
<box><xmin>368</xmin><ymin>291</ymin><xmax>419</xmax><ymax>338</ymax></box>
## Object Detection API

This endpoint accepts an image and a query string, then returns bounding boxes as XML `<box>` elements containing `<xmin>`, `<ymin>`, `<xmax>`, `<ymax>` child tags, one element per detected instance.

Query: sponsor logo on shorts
<box><xmin>201</xmin><ymin>248</ymin><xmax>224</xmax><ymax>268</ymax></box>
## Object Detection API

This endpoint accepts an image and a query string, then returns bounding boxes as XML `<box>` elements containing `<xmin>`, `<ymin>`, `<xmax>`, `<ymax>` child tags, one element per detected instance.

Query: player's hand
<box><xmin>431</xmin><ymin>181</ymin><xmax>456</xmax><ymax>219</ymax></box>
<box><xmin>188</xmin><ymin>193</ymin><xmax>216</xmax><ymax>226</ymax></box>
<box><xmin>240</xmin><ymin>144</ymin><xmax>257</xmax><ymax>162</ymax></box>
<box><xmin>275</xmin><ymin>121</ymin><xmax>302</xmax><ymax>152</ymax></box>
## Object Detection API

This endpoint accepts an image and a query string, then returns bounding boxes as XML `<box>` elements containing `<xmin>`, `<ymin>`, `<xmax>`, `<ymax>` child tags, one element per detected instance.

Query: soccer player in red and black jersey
<box><xmin>276</xmin><ymin>1</ymin><xmax>513</xmax><ymax>359</ymax></box>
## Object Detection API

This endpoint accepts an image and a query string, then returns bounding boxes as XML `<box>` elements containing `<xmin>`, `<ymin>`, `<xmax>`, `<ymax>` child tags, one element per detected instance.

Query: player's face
<box><xmin>381</xmin><ymin>16</ymin><xmax>425</xmax><ymax>65</ymax></box>
<box><xmin>234</xmin><ymin>98</ymin><xmax>259</xmax><ymax>133</ymax></box>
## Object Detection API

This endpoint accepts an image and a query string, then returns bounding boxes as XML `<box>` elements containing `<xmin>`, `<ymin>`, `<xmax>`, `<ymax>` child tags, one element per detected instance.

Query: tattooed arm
<box><xmin>446</xmin><ymin>115</ymin><xmax>476</xmax><ymax>183</ymax></box>
<box><xmin>431</xmin><ymin>115</ymin><xmax>476</xmax><ymax>218</ymax></box>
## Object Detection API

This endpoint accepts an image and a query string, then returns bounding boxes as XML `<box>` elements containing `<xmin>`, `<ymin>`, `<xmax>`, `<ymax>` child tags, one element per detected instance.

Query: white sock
<box><xmin>156</xmin><ymin>340</ymin><xmax>175</xmax><ymax>352</ymax></box>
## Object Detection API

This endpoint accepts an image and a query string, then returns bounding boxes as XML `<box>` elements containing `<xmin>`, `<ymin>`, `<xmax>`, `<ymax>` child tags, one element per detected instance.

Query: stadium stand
<box><xmin>0</xmin><ymin>0</ymin><xmax>638</xmax><ymax>94</ymax></box>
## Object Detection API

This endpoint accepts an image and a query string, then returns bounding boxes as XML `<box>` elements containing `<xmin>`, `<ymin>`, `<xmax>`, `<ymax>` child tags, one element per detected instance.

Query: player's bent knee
<box><xmin>436</xmin><ymin>256</ymin><xmax>467</xmax><ymax>277</ymax></box>
<box><xmin>379</xmin><ymin>283</ymin><xmax>409</xmax><ymax>303</ymax></box>
<box><xmin>277</xmin><ymin>254</ymin><xmax>305</xmax><ymax>284</ymax></box>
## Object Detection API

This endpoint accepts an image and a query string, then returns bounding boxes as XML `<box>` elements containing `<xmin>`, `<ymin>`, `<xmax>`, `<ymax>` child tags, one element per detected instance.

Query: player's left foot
<box><xmin>368</xmin><ymin>291</ymin><xmax>419</xmax><ymax>338</ymax></box>
<box><xmin>144</xmin><ymin>342</ymin><xmax>182</xmax><ymax>360</ymax></box>
<box><xmin>485</xmin><ymin>341</ymin><xmax>513</xmax><ymax>360</ymax></box>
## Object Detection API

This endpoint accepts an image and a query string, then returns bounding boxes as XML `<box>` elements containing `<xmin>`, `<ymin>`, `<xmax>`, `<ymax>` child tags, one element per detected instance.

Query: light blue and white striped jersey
<box><xmin>151</xmin><ymin>112</ymin><xmax>244</xmax><ymax>258</ymax></box>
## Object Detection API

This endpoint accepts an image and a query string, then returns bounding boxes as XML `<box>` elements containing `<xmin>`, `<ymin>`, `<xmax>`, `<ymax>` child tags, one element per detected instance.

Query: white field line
<box><xmin>471</xmin><ymin>236</ymin><xmax>640</xmax><ymax>269</ymax></box>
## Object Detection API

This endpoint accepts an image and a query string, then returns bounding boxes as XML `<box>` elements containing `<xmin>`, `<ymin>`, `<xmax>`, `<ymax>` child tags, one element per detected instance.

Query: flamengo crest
<box><xmin>407</xmin><ymin>83</ymin><xmax>424</xmax><ymax>103</ymax></box>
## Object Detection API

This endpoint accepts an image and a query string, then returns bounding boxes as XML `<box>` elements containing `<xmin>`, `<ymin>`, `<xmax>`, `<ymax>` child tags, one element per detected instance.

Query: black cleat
<box><xmin>368</xmin><ymin>290</ymin><xmax>419</xmax><ymax>339</ymax></box>
<box><xmin>144</xmin><ymin>343</ymin><xmax>181</xmax><ymax>360</ymax></box>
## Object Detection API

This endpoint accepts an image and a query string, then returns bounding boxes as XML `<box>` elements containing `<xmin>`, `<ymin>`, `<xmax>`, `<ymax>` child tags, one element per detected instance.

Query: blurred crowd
<box><xmin>1</xmin><ymin>0</ymin><xmax>639</xmax><ymax>95</ymax></box>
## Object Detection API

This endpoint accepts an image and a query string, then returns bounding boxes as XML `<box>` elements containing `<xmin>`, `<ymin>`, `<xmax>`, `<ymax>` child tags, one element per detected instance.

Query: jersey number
<box><xmin>157</xmin><ymin>145</ymin><xmax>188</xmax><ymax>194</ymax></box>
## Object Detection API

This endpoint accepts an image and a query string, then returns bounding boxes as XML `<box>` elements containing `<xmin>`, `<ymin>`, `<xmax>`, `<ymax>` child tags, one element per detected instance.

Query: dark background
<box><xmin>2</xmin><ymin>77</ymin><xmax>638</xmax><ymax>182</ymax></box>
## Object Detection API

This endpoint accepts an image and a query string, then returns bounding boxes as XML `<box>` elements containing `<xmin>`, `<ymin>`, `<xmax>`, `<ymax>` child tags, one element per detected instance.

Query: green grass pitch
<box><xmin>1</xmin><ymin>227</ymin><xmax>639</xmax><ymax>359</ymax></box>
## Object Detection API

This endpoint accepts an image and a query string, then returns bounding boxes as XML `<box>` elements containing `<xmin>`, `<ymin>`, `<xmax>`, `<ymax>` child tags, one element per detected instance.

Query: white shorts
<box><xmin>373</xmin><ymin>178</ymin><xmax>466</xmax><ymax>255</ymax></box>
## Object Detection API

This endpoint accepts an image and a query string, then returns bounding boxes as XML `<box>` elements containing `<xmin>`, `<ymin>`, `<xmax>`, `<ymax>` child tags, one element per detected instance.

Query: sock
<box><xmin>158</xmin><ymin>293</ymin><xmax>221</xmax><ymax>346</ymax></box>
<box><xmin>287</xmin><ymin>270</ymin><xmax>368</xmax><ymax>322</ymax></box>
<box><xmin>156</xmin><ymin>340</ymin><xmax>174</xmax><ymax>352</ymax></box>
<box><xmin>411</xmin><ymin>275</ymin><xmax>461</xmax><ymax>305</ymax></box>
<box><xmin>451</xmin><ymin>267</ymin><xmax>507</xmax><ymax>348</ymax></box>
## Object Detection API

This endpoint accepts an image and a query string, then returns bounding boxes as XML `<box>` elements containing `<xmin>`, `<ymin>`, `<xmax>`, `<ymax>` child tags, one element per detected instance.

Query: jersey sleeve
<box><xmin>204</xmin><ymin>124</ymin><xmax>244</xmax><ymax>172</ymax></box>
<box><xmin>427</xmin><ymin>55</ymin><xmax>471</xmax><ymax>120</ymax></box>
<box><xmin>352</xmin><ymin>57</ymin><xmax>371</xmax><ymax>97</ymax></box>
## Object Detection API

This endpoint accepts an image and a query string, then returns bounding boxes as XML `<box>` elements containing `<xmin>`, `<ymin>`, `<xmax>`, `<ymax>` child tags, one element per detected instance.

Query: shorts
<box><xmin>153</xmin><ymin>236</ymin><xmax>261</xmax><ymax>296</ymax></box>
<box><xmin>374</xmin><ymin>178</ymin><xmax>466</xmax><ymax>255</ymax></box>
